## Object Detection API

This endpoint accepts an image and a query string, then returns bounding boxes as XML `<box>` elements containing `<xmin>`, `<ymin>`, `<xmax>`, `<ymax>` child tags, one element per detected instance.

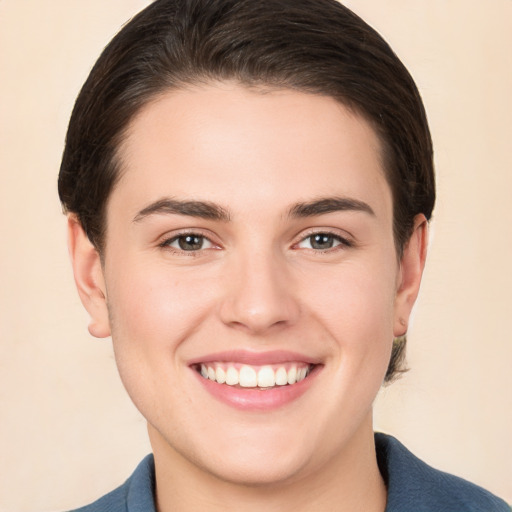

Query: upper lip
<box><xmin>187</xmin><ymin>349</ymin><xmax>322</xmax><ymax>366</ymax></box>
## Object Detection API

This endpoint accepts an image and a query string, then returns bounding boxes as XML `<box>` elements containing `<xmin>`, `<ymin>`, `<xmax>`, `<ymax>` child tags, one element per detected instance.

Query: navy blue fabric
<box><xmin>68</xmin><ymin>455</ymin><xmax>155</xmax><ymax>512</ymax></box>
<box><xmin>375</xmin><ymin>434</ymin><xmax>510</xmax><ymax>512</ymax></box>
<box><xmin>68</xmin><ymin>434</ymin><xmax>510</xmax><ymax>511</ymax></box>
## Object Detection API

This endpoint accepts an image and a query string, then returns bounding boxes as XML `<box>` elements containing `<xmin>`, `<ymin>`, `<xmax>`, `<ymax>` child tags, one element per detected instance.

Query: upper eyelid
<box><xmin>158</xmin><ymin>228</ymin><xmax>217</xmax><ymax>244</ymax></box>
<box><xmin>294</xmin><ymin>234</ymin><xmax>351</xmax><ymax>249</ymax></box>
<box><xmin>294</xmin><ymin>227</ymin><xmax>353</xmax><ymax>244</ymax></box>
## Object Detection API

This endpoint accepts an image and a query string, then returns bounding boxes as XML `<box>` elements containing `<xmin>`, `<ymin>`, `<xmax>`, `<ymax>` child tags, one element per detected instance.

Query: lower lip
<box><xmin>193</xmin><ymin>366</ymin><xmax>320</xmax><ymax>411</ymax></box>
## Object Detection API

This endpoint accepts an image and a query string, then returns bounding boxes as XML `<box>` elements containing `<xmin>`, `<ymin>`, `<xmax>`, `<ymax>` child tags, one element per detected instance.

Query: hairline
<box><xmin>97</xmin><ymin>79</ymin><xmax>402</xmax><ymax>257</ymax></box>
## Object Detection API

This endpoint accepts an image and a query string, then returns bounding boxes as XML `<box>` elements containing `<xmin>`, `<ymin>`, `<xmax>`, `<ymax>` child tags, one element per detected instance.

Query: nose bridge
<box><xmin>220</xmin><ymin>241</ymin><xmax>299</xmax><ymax>333</ymax></box>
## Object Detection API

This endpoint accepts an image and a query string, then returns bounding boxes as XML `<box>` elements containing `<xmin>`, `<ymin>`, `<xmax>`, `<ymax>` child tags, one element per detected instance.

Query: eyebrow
<box><xmin>133</xmin><ymin>198</ymin><xmax>231</xmax><ymax>222</ymax></box>
<box><xmin>288</xmin><ymin>197</ymin><xmax>375</xmax><ymax>218</ymax></box>
<box><xmin>133</xmin><ymin>195</ymin><xmax>374</xmax><ymax>223</ymax></box>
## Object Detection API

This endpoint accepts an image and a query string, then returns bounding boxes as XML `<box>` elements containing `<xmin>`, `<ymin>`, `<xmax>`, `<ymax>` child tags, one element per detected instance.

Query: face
<box><xmin>70</xmin><ymin>83</ymin><xmax>426</xmax><ymax>487</ymax></box>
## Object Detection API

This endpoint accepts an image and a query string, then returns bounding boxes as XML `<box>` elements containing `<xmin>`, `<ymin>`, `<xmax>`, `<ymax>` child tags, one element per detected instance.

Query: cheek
<box><xmin>104</xmin><ymin>261</ymin><xmax>222</xmax><ymax>398</ymax></box>
<box><xmin>302</xmin><ymin>257</ymin><xmax>397</xmax><ymax>391</ymax></box>
<box><xmin>104</xmin><ymin>262</ymin><xmax>218</xmax><ymax>417</ymax></box>
<box><xmin>107</xmin><ymin>261</ymin><xmax>217</xmax><ymax>343</ymax></box>
<box><xmin>304</xmin><ymin>258</ymin><xmax>397</xmax><ymax>341</ymax></box>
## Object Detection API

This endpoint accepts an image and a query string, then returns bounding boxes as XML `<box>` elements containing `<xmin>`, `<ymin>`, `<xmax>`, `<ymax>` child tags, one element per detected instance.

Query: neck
<box><xmin>149</xmin><ymin>420</ymin><xmax>387</xmax><ymax>512</ymax></box>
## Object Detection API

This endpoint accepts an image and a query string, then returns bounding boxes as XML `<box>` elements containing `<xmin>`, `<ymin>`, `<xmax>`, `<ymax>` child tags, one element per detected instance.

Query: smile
<box><xmin>190</xmin><ymin>351</ymin><xmax>321</xmax><ymax>410</ymax></box>
<box><xmin>198</xmin><ymin>362</ymin><xmax>312</xmax><ymax>389</ymax></box>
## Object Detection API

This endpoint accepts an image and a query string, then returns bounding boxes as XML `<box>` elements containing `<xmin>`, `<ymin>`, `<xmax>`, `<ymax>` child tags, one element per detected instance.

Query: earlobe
<box><xmin>67</xmin><ymin>215</ymin><xmax>111</xmax><ymax>338</ymax></box>
<box><xmin>393</xmin><ymin>214</ymin><xmax>429</xmax><ymax>337</ymax></box>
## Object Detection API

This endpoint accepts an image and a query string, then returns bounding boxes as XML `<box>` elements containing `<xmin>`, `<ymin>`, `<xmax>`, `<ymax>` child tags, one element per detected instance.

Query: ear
<box><xmin>67</xmin><ymin>215</ymin><xmax>111</xmax><ymax>338</ymax></box>
<box><xmin>393</xmin><ymin>214</ymin><xmax>429</xmax><ymax>337</ymax></box>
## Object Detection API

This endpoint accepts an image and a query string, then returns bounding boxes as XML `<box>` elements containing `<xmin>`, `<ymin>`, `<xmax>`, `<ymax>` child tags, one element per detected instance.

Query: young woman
<box><xmin>58</xmin><ymin>1</ymin><xmax>509</xmax><ymax>510</ymax></box>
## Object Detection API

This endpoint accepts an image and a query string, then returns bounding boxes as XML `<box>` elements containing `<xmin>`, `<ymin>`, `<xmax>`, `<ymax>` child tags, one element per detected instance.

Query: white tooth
<box><xmin>287</xmin><ymin>366</ymin><xmax>297</xmax><ymax>385</ymax></box>
<box><xmin>239</xmin><ymin>365</ymin><xmax>257</xmax><ymax>387</ymax></box>
<box><xmin>207</xmin><ymin>366</ymin><xmax>216</xmax><ymax>380</ymax></box>
<box><xmin>275</xmin><ymin>367</ymin><xmax>288</xmax><ymax>386</ymax></box>
<box><xmin>215</xmin><ymin>366</ymin><xmax>226</xmax><ymax>384</ymax></box>
<box><xmin>297</xmin><ymin>367</ymin><xmax>306</xmax><ymax>381</ymax></box>
<box><xmin>257</xmin><ymin>366</ymin><xmax>276</xmax><ymax>387</ymax></box>
<box><xmin>225</xmin><ymin>366</ymin><xmax>239</xmax><ymax>386</ymax></box>
<box><xmin>200</xmin><ymin>364</ymin><xmax>208</xmax><ymax>378</ymax></box>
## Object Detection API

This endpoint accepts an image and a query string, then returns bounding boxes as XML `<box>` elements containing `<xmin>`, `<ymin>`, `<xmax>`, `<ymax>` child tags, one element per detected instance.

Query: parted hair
<box><xmin>58</xmin><ymin>0</ymin><xmax>435</xmax><ymax>382</ymax></box>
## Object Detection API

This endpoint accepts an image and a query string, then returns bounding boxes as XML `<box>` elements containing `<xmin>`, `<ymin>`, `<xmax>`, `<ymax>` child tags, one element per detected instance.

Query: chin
<box><xmin>155</xmin><ymin>421</ymin><xmax>316</xmax><ymax>488</ymax></box>
<box><xmin>200</xmin><ymin>449</ymin><xmax>311</xmax><ymax>487</ymax></box>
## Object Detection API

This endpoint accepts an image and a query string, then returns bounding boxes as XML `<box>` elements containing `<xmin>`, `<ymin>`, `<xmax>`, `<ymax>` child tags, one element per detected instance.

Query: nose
<box><xmin>219</xmin><ymin>249</ymin><xmax>300</xmax><ymax>335</ymax></box>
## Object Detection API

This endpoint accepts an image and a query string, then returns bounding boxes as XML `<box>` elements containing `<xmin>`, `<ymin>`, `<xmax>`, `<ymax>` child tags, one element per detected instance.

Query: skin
<box><xmin>68</xmin><ymin>83</ymin><xmax>427</xmax><ymax>512</ymax></box>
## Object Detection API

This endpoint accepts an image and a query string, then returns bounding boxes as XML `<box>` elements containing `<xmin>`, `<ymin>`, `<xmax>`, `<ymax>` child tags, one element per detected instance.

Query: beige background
<box><xmin>1</xmin><ymin>1</ymin><xmax>511</xmax><ymax>510</ymax></box>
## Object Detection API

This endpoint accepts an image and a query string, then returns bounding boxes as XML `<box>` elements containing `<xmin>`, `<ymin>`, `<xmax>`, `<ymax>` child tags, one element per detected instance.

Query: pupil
<box><xmin>311</xmin><ymin>234</ymin><xmax>333</xmax><ymax>249</ymax></box>
<box><xmin>179</xmin><ymin>235</ymin><xmax>203</xmax><ymax>251</ymax></box>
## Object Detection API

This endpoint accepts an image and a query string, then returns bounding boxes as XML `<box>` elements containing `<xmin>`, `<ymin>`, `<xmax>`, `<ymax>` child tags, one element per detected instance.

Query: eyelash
<box><xmin>159</xmin><ymin>229</ymin><xmax>353</xmax><ymax>255</ymax></box>
<box><xmin>293</xmin><ymin>230</ymin><xmax>353</xmax><ymax>252</ymax></box>
<box><xmin>159</xmin><ymin>231</ymin><xmax>217</xmax><ymax>256</ymax></box>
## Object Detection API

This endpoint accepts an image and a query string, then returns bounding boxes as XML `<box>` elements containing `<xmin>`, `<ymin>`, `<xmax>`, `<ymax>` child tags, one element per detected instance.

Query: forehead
<box><xmin>112</xmin><ymin>83</ymin><xmax>391</xmax><ymax>221</ymax></box>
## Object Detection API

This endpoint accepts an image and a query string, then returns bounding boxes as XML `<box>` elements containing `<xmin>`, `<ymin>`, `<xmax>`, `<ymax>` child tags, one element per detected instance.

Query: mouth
<box><xmin>189</xmin><ymin>351</ymin><xmax>321</xmax><ymax>410</ymax></box>
<box><xmin>195</xmin><ymin>362</ymin><xmax>314</xmax><ymax>389</ymax></box>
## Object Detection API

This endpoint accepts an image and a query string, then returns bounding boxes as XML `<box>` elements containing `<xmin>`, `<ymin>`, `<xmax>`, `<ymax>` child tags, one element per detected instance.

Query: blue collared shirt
<box><xmin>69</xmin><ymin>434</ymin><xmax>510</xmax><ymax>512</ymax></box>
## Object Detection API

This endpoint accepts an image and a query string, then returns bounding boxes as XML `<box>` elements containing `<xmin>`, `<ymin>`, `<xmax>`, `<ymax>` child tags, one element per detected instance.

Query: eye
<box><xmin>162</xmin><ymin>233</ymin><xmax>215</xmax><ymax>252</ymax></box>
<box><xmin>296</xmin><ymin>232</ymin><xmax>350</xmax><ymax>251</ymax></box>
